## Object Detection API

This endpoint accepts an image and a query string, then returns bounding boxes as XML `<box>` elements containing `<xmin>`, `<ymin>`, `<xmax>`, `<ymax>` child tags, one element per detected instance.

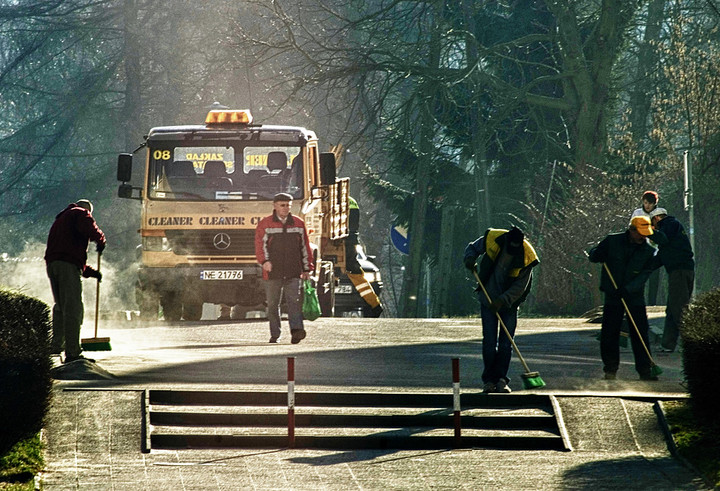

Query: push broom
<box><xmin>602</xmin><ymin>263</ymin><xmax>661</xmax><ymax>377</ymax></box>
<box><xmin>472</xmin><ymin>270</ymin><xmax>546</xmax><ymax>389</ymax></box>
<box><xmin>81</xmin><ymin>252</ymin><xmax>112</xmax><ymax>351</ymax></box>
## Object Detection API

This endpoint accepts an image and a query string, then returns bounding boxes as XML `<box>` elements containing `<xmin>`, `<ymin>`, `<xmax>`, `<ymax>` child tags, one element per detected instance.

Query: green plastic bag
<box><xmin>302</xmin><ymin>280</ymin><xmax>322</xmax><ymax>321</ymax></box>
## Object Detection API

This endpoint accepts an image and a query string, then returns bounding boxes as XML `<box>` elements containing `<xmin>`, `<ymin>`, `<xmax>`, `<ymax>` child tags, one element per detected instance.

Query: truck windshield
<box><xmin>147</xmin><ymin>144</ymin><xmax>304</xmax><ymax>201</ymax></box>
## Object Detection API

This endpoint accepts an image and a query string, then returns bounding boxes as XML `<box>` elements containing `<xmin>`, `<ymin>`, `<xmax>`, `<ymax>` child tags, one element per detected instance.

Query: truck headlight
<box><xmin>143</xmin><ymin>236</ymin><xmax>170</xmax><ymax>251</ymax></box>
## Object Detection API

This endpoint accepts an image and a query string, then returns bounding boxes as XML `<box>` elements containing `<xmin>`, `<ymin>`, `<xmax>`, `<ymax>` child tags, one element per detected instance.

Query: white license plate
<box><xmin>334</xmin><ymin>284</ymin><xmax>354</xmax><ymax>294</ymax></box>
<box><xmin>200</xmin><ymin>270</ymin><xmax>243</xmax><ymax>280</ymax></box>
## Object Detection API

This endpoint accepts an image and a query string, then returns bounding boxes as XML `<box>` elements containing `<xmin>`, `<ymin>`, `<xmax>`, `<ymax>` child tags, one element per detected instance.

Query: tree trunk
<box><xmin>628</xmin><ymin>0</ymin><xmax>665</xmax><ymax>152</ymax></box>
<box><xmin>122</xmin><ymin>0</ymin><xmax>142</xmax><ymax>151</ymax></box>
<box><xmin>545</xmin><ymin>0</ymin><xmax>644</xmax><ymax>170</ymax></box>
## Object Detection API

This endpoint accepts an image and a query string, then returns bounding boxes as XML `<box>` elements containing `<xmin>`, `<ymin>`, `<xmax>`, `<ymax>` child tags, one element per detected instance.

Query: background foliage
<box><xmin>1</xmin><ymin>0</ymin><xmax>719</xmax><ymax>317</ymax></box>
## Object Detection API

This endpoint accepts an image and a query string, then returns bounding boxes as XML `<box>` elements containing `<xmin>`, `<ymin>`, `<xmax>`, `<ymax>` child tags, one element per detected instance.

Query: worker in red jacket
<box><xmin>44</xmin><ymin>199</ymin><xmax>106</xmax><ymax>363</ymax></box>
<box><xmin>255</xmin><ymin>193</ymin><xmax>314</xmax><ymax>344</ymax></box>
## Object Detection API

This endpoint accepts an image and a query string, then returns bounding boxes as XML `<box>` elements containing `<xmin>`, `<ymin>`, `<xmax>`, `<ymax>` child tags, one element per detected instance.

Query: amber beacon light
<box><xmin>205</xmin><ymin>109</ymin><xmax>253</xmax><ymax>125</ymax></box>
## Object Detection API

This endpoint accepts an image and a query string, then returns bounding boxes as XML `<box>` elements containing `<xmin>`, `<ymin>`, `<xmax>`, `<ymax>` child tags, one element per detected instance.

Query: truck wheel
<box><xmin>136</xmin><ymin>284</ymin><xmax>159</xmax><ymax>321</ymax></box>
<box><xmin>161</xmin><ymin>293</ymin><xmax>182</xmax><ymax>322</ymax></box>
<box><xmin>318</xmin><ymin>266</ymin><xmax>335</xmax><ymax>317</ymax></box>
<box><xmin>183</xmin><ymin>302</ymin><xmax>203</xmax><ymax>321</ymax></box>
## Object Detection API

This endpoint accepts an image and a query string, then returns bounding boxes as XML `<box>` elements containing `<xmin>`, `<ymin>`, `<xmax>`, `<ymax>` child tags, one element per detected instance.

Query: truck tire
<box><xmin>182</xmin><ymin>302</ymin><xmax>203</xmax><ymax>321</ymax></box>
<box><xmin>136</xmin><ymin>284</ymin><xmax>159</xmax><ymax>321</ymax></box>
<box><xmin>318</xmin><ymin>266</ymin><xmax>335</xmax><ymax>317</ymax></box>
<box><xmin>161</xmin><ymin>293</ymin><xmax>182</xmax><ymax>322</ymax></box>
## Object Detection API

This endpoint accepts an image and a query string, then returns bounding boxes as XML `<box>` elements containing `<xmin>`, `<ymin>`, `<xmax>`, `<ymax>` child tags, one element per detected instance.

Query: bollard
<box><xmin>288</xmin><ymin>357</ymin><xmax>295</xmax><ymax>448</ymax></box>
<box><xmin>452</xmin><ymin>358</ymin><xmax>461</xmax><ymax>444</ymax></box>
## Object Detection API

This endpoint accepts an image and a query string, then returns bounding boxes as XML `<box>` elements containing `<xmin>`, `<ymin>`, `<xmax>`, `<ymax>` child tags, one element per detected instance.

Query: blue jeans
<box><xmin>264</xmin><ymin>277</ymin><xmax>304</xmax><ymax>338</ymax></box>
<box><xmin>480</xmin><ymin>304</ymin><xmax>517</xmax><ymax>384</ymax></box>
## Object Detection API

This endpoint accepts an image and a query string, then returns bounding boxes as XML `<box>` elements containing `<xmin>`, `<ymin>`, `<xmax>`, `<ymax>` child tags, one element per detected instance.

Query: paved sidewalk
<box><xmin>40</xmin><ymin>316</ymin><xmax>709</xmax><ymax>489</ymax></box>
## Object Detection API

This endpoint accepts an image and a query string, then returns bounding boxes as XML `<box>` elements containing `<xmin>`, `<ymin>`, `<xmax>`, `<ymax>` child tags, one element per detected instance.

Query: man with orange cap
<box><xmin>588</xmin><ymin>216</ymin><xmax>658</xmax><ymax>381</ymax></box>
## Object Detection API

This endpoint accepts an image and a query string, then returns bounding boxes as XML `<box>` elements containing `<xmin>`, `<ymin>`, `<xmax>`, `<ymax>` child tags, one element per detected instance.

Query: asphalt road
<box><xmin>40</xmin><ymin>310</ymin><xmax>707</xmax><ymax>490</ymax></box>
<box><xmin>61</xmin><ymin>308</ymin><xmax>685</xmax><ymax>395</ymax></box>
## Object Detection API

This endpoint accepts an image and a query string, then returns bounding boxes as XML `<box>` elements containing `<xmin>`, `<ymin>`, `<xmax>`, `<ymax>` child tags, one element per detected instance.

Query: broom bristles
<box><xmin>521</xmin><ymin>372</ymin><xmax>546</xmax><ymax>389</ymax></box>
<box><xmin>81</xmin><ymin>338</ymin><xmax>112</xmax><ymax>351</ymax></box>
<box><xmin>650</xmin><ymin>364</ymin><xmax>663</xmax><ymax>377</ymax></box>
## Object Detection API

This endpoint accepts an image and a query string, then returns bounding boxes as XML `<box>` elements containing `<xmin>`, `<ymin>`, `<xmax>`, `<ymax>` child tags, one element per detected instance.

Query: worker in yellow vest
<box><xmin>464</xmin><ymin>227</ymin><xmax>539</xmax><ymax>393</ymax></box>
<box><xmin>345</xmin><ymin>197</ymin><xmax>383</xmax><ymax>317</ymax></box>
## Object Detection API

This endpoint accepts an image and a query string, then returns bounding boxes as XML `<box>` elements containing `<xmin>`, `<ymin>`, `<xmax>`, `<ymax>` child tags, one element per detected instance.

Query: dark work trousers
<box><xmin>601</xmin><ymin>303</ymin><xmax>652</xmax><ymax>376</ymax></box>
<box><xmin>47</xmin><ymin>260</ymin><xmax>84</xmax><ymax>358</ymax></box>
<box><xmin>662</xmin><ymin>269</ymin><xmax>694</xmax><ymax>351</ymax></box>
<box><xmin>480</xmin><ymin>303</ymin><xmax>518</xmax><ymax>384</ymax></box>
<box><xmin>646</xmin><ymin>268</ymin><xmax>660</xmax><ymax>305</ymax></box>
<box><xmin>264</xmin><ymin>277</ymin><xmax>303</xmax><ymax>339</ymax></box>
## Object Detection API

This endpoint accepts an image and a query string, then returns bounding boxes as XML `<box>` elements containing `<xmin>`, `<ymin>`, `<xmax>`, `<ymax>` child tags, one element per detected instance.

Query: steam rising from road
<box><xmin>0</xmin><ymin>242</ymin><xmax>134</xmax><ymax>316</ymax></box>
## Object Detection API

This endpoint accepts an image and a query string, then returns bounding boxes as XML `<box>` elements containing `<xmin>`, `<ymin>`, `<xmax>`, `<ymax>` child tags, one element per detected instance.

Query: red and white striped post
<box><xmin>452</xmin><ymin>358</ymin><xmax>461</xmax><ymax>444</ymax></box>
<box><xmin>288</xmin><ymin>356</ymin><xmax>295</xmax><ymax>448</ymax></box>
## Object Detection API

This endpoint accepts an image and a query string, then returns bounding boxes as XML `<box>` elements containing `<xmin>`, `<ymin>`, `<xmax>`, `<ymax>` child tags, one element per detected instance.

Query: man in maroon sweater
<box><xmin>44</xmin><ymin>199</ymin><xmax>106</xmax><ymax>363</ymax></box>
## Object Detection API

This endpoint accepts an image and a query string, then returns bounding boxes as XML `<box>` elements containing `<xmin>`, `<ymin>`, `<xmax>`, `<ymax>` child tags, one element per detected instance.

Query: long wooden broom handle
<box><xmin>601</xmin><ymin>263</ymin><xmax>656</xmax><ymax>364</ymax></box>
<box><xmin>472</xmin><ymin>269</ymin><xmax>532</xmax><ymax>373</ymax></box>
<box><xmin>94</xmin><ymin>252</ymin><xmax>101</xmax><ymax>338</ymax></box>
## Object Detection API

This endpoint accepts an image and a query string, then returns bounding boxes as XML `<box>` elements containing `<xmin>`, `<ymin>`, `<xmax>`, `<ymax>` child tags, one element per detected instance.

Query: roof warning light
<box><xmin>205</xmin><ymin>109</ymin><xmax>253</xmax><ymax>125</ymax></box>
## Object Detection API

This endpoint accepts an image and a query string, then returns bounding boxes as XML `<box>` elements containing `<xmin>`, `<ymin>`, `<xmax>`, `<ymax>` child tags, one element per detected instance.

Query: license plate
<box><xmin>200</xmin><ymin>270</ymin><xmax>243</xmax><ymax>280</ymax></box>
<box><xmin>334</xmin><ymin>284</ymin><xmax>354</xmax><ymax>294</ymax></box>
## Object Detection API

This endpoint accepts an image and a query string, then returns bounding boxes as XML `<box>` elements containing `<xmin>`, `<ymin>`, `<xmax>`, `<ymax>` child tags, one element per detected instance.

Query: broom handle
<box><xmin>472</xmin><ymin>270</ymin><xmax>532</xmax><ymax>373</ymax></box>
<box><xmin>602</xmin><ymin>263</ymin><xmax>657</xmax><ymax>365</ymax></box>
<box><xmin>94</xmin><ymin>252</ymin><xmax>101</xmax><ymax>338</ymax></box>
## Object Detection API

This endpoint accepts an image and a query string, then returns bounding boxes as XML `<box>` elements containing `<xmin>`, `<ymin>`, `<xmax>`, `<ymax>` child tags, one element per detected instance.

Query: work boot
<box><xmin>639</xmin><ymin>373</ymin><xmax>659</xmax><ymax>381</ymax></box>
<box><xmin>604</xmin><ymin>372</ymin><xmax>617</xmax><ymax>380</ymax></box>
<box><xmin>269</xmin><ymin>337</ymin><xmax>278</xmax><ymax>343</ymax></box>
<box><xmin>291</xmin><ymin>329</ymin><xmax>306</xmax><ymax>344</ymax></box>
<box><xmin>495</xmin><ymin>379</ymin><xmax>512</xmax><ymax>393</ymax></box>
<box><xmin>482</xmin><ymin>382</ymin><xmax>496</xmax><ymax>394</ymax></box>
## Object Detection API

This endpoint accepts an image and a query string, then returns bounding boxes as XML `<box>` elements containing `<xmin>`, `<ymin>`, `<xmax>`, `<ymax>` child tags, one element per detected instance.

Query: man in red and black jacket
<box><xmin>255</xmin><ymin>193</ymin><xmax>314</xmax><ymax>344</ymax></box>
<box><xmin>44</xmin><ymin>199</ymin><xmax>106</xmax><ymax>363</ymax></box>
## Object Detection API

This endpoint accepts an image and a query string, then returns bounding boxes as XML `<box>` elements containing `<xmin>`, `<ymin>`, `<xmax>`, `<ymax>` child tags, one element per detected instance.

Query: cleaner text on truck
<box><xmin>116</xmin><ymin>109</ymin><xmax>356</xmax><ymax>321</ymax></box>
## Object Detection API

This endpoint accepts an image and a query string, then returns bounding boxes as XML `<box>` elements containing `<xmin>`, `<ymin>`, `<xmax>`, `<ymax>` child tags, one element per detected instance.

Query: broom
<box><xmin>81</xmin><ymin>252</ymin><xmax>112</xmax><ymax>351</ymax></box>
<box><xmin>602</xmin><ymin>263</ymin><xmax>661</xmax><ymax>377</ymax></box>
<box><xmin>472</xmin><ymin>270</ymin><xmax>546</xmax><ymax>389</ymax></box>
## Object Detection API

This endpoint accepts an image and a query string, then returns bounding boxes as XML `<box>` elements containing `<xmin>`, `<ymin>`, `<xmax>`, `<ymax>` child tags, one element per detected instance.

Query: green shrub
<box><xmin>680</xmin><ymin>287</ymin><xmax>720</xmax><ymax>422</ymax></box>
<box><xmin>0</xmin><ymin>289</ymin><xmax>53</xmax><ymax>455</ymax></box>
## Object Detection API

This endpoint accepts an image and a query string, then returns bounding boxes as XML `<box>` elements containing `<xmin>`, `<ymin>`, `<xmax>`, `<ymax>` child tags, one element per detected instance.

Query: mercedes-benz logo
<box><xmin>213</xmin><ymin>232</ymin><xmax>231</xmax><ymax>250</ymax></box>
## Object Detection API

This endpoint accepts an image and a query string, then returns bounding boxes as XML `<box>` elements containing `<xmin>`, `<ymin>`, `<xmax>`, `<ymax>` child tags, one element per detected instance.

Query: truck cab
<box><xmin>118</xmin><ymin>109</ymin><xmax>348</xmax><ymax>321</ymax></box>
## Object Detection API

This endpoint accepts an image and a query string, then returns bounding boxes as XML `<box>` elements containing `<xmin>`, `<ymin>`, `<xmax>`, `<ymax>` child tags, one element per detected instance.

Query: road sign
<box><xmin>391</xmin><ymin>224</ymin><xmax>410</xmax><ymax>255</ymax></box>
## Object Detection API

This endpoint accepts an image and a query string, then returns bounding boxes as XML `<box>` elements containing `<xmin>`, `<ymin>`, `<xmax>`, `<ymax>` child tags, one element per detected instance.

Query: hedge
<box><xmin>0</xmin><ymin>288</ymin><xmax>53</xmax><ymax>455</ymax></box>
<box><xmin>680</xmin><ymin>287</ymin><xmax>720</xmax><ymax>422</ymax></box>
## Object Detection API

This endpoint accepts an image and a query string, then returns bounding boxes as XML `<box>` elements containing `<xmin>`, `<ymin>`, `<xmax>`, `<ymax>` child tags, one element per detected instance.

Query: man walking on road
<box><xmin>464</xmin><ymin>227</ymin><xmax>539</xmax><ymax>393</ymax></box>
<box><xmin>44</xmin><ymin>199</ymin><xmax>106</xmax><ymax>363</ymax></box>
<box><xmin>588</xmin><ymin>216</ymin><xmax>657</xmax><ymax>380</ymax></box>
<box><xmin>255</xmin><ymin>193</ymin><xmax>314</xmax><ymax>344</ymax></box>
<box><xmin>649</xmin><ymin>208</ymin><xmax>695</xmax><ymax>353</ymax></box>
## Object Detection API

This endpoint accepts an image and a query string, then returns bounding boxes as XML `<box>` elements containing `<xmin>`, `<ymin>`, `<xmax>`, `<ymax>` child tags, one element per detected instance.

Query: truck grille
<box><xmin>165</xmin><ymin>229</ymin><xmax>255</xmax><ymax>256</ymax></box>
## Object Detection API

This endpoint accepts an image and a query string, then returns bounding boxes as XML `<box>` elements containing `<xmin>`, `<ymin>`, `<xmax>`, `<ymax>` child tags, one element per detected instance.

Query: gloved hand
<box><xmin>96</xmin><ymin>242</ymin><xmax>106</xmax><ymax>254</ymax></box>
<box><xmin>464</xmin><ymin>257</ymin><xmax>476</xmax><ymax>270</ymax></box>
<box><xmin>490</xmin><ymin>298</ymin><xmax>503</xmax><ymax>313</ymax></box>
<box><xmin>83</xmin><ymin>266</ymin><xmax>102</xmax><ymax>282</ymax></box>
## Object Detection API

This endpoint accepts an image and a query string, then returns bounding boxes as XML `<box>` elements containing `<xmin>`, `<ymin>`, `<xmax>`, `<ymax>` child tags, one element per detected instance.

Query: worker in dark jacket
<box><xmin>588</xmin><ymin>216</ymin><xmax>657</xmax><ymax>380</ymax></box>
<box><xmin>255</xmin><ymin>193</ymin><xmax>314</xmax><ymax>344</ymax></box>
<box><xmin>464</xmin><ymin>227</ymin><xmax>539</xmax><ymax>393</ymax></box>
<box><xmin>649</xmin><ymin>208</ymin><xmax>695</xmax><ymax>353</ymax></box>
<box><xmin>44</xmin><ymin>199</ymin><xmax>106</xmax><ymax>363</ymax></box>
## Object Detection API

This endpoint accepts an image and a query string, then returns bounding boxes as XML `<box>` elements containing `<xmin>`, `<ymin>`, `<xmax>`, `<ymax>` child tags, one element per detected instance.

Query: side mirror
<box><xmin>319</xmin><ymin>152</ymin><xmax>336</xmax><ymax>185</ymax></box>
<box><xmin>118</xmin><ymin>183</ymin><xmax>134</xmax><ymax>199</ymax></box>
<box><xmin>117</xmin><ymin>153</ymin><xmax>133</xmax><ymax>182</ymax></box>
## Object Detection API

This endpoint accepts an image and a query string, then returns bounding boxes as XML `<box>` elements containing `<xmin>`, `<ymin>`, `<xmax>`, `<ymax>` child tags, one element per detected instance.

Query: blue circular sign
<box><xmin>390</xmin><ymin>224</ymin><xmax>410</xmax><ymax>255</ymax></box>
